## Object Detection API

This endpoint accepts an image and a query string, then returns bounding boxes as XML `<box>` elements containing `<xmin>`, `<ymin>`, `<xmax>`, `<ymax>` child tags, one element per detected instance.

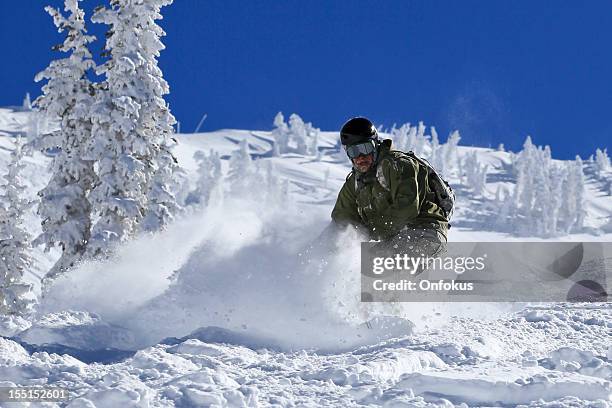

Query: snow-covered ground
<box><xmin>2</xmin><ymin>304</ymin><xmax>610</xmax><ymax>407</ymax></box>
<box><xmin>0</xmin><ymin>106</ymin><xmax>610</xmax><ymax>407</ymax></box>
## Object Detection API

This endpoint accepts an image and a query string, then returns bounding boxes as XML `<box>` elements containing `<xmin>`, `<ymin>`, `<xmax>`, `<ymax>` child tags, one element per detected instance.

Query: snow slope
<box><xmin>0</xmin><ymin>106</ymin><xmax>610</xmax><ymax>407</ymax></box>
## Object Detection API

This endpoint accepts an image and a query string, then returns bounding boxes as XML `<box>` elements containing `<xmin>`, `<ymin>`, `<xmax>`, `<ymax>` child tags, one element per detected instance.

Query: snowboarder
<box><xmin>331</xmin><ymin>117</ymin><xmax>451</xmax><ymax>257</ymax></box>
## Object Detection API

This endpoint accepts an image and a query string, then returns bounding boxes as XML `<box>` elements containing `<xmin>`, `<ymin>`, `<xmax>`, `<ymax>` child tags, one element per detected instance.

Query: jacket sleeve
<box><xmin>331</xmin><ymin>177</ymin><xmax>362</xmax><ymax>227</ymax></box>
<box><xmin>378</xmin><ymin>157</ymin><xmax>421</xmax><ymax>226</ymax></box>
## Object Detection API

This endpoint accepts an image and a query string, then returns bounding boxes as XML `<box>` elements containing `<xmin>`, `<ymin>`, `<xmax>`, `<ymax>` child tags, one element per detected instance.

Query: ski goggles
<box><xmin>345</xmin><ymin>141</ymin><xmax>376</xmax><ymax>159</ymax></box>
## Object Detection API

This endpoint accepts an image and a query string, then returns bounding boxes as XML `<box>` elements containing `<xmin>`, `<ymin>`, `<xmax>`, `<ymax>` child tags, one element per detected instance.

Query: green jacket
<box><xmin>331</xmin><ymin>139</ymin><xmax>448</xmax><ymax>240</ymax></box>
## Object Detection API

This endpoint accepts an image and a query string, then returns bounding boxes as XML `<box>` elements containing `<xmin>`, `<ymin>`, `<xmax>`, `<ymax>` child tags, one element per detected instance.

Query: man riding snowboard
<box><xmin>331</xmin><ymin>117</ymin><xmax>451</xmax><ymax>257</ymax></box>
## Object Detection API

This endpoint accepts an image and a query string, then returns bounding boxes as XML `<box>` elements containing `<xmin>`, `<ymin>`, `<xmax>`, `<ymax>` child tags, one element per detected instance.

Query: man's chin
<box><xmin>355</xmin><ymin>165</ymin><xmax>371</xmax><ymax>173</ymax></box>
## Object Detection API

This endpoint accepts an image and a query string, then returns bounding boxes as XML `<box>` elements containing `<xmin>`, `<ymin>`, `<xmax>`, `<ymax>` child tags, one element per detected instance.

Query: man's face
<box><xmin>352</xmin><ymin>154</ymin><xmax>374</xmax><ymax>173</ymax></box>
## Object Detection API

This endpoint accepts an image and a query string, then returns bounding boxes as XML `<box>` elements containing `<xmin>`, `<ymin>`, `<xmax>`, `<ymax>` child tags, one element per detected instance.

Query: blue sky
<box><xmin>1</xmin><ymin>0</ymin><xmax>610</xmax><ymax>159</ymax></box>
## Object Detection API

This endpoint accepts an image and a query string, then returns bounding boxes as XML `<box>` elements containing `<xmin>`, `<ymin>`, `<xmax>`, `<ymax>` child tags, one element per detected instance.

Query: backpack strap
<box><xmin>344</xmin><ymin>169</ymin><xmax>358</xmax><ymax>191</ymax></box>
<box><xmin>345</xmin><ymin>170</ymin><xmax>354</xmax><ymax>182</ymax></box>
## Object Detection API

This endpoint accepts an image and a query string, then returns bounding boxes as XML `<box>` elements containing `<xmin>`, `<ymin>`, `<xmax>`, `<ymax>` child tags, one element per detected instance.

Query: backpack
<box><xmin>376</xmin><ymin>150</ymin><xmax>455</xmax><ymax>222</ymax></box>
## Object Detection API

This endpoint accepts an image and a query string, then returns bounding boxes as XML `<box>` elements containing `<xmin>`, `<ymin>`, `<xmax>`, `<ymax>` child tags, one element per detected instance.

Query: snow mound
<box><xmin>0</xmin><ymin>314</ymin><xmax>32</xmax><ymax>337</ymax></box>
<box><xmin>395</xmin><ymin>367</ymin><xmax>611</xmax><ymax>406</ymax></box>
<box><xmin>300</xmin><ymin>349</ymin><xmax>446</xmax><ymax>386</ymax></box>
<box><xmin>540</xmin><ymin>347</ymin><xmax>612</xmax><ymax>380</ymax></box>
<box><xmin>0</xmin><ymin>337</ymin><xmax>30</xmax><ymax>365</ymax></box>
<box><xmin>523</xmin><ymin>310</ymin><xmax>555</xmax><ymax>322</ymax></box>
<box><xmin>71</xmin><ymin>375</ymin><xmax>155</xmax><ymax>408</ymax></box>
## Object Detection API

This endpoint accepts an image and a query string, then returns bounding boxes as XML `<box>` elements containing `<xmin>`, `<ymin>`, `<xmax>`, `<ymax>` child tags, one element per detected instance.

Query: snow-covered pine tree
<box><xmin>392</xmin><ymin>122</ymin><xmax>428</xmax><ymax>156</ymax></box>
<box><xmin>390</xmin><ymin>123</ymin><xmax>410</xmax><ymax>152</ymax></box>
<box><xmin>87</xmin><ymin>0</ymin><xmax>177</xmax><ymax>254</ymax></box>
<box><xmin>207</xmin><ymin>162</ymin><xmax>225</xmax><ymax>208</ymax></box>
<box><xmin>513</xmin><ymin>136</ymin><xmax>536</xmax><ymax>231</ymax></box>
<box><xmin>172</xmin><ymin>167</ymin><xmax>191</xmax><ymax>208</ymax></box>
<box><xmin>594</xmin><ymin>148</ymin><xmax>610</xmax><ymax>179</ymax></box>
<box><xmin>143</xmin><ymin>140</ymin><xmax>180</xmax><ymax>232</ymax></box>
<box><xmin>428</xmin><ymin>127</ymin><xmax>460</xmax><ymax>178</ymax></box>
<box><xmin>430</xmin><ymin>126</ymin><xmax>440</xmax><ymax>150</ymax></box>
<box><xmin>429</xmin><ymin>126</ymin><xmax>443</xmax><ymax>174</ymax></box>
<box><xmin>272</xmin><ymin>112</ymin><xmax>289</xmax><ymax>155</ymax></box>
<box><xmin>308</xmin><ymin>124</ymin><xmax>320</xmax><ymax>157</ymax></box>
<box><xmin>190</xmin><ymin>150</ymin><xmax>212</xmax><ymax>206</ymax></box>
<box><xmin>228</xmin><ymin>139</ymin><xmax>254</xmax><ymax>196</ymax></box>
<box><xmin>573</xmin><ymin>157</ymin><xmax>587</xmax><ymax>230</ymax></box>
<box><xmin>462</xmin><ymin>151</ymin><xmax>488</xmax><ymax>197</ymax></box>
<box><xmin>0</xmin><ymin>138</ymin><xmax>35</xmax><ymax>316</ymax></box>
<box><xmin>559</xmin><ymin>156</ymin><xmax>586</xmax><ymax>233</ymax></box>
<box><xmin>210</xmin><ymin>151</ymin><xmax>222</xmax><ymax>179</ymax></box>
<box><xmin>190</xmin><ymin>149</ymin><xmax>222</xmax><ymax>207</ymax></box>
<box><xmin>412</xmin><ymin>122</ymin><xmax>429</xmax><ymax>157</ymax></box>
<box><xmin>403</xmin><ymin>124</ymin><xmax>413</xmax><ymax>150</ymax></box>
<box><xmin>288</xmin><ymin>114</ymin><xmax>308</xmax><ymax>155</ymax></box>
<box><xmin>511</xmin><ymin>137</ymin><xmax>576</xmax><ymax>236</ymax></box>
<box><xmin>33</xmin><ymin>0</ymin><xmax>97</xmax><ymax>279</ymax></box>
<box><xmin>387</xmin><ymin>123</ymin><xmax>397</xmax><ymax>144</ymax></box>
<box><xmin>442</xmin><ymin>130</ymin><xmax>461</xmax><ymax>177</ymax></box>
<box><xmin>530</xmin><ymin>147</ymin><xmax>553</xmax><ymax>236</ymax></box>
<box><xmin>23</xmin><ymin>93</ymin><xmax>32</xmax><ymax>111</ymax></box>
<box><xmin>132</xmin><ymin>0</ymin><xmax>179</xmax><ymax>232</ymax></box>
<box><xmin>493</xmin><ymin>186</ymin><xmax>513</xmax><ymax>229</ymax></box>
<box><xmin>544</xmin><ymin>163</ymin><xmax>566</xmax><ymax>236</ymax></box>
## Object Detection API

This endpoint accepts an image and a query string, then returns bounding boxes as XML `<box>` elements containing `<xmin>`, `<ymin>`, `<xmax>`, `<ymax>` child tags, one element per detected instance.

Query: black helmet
<box><xmin>340</xmin><ymin>117</ymin><xmax>378</xmax><ymax>146</ymax></box>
